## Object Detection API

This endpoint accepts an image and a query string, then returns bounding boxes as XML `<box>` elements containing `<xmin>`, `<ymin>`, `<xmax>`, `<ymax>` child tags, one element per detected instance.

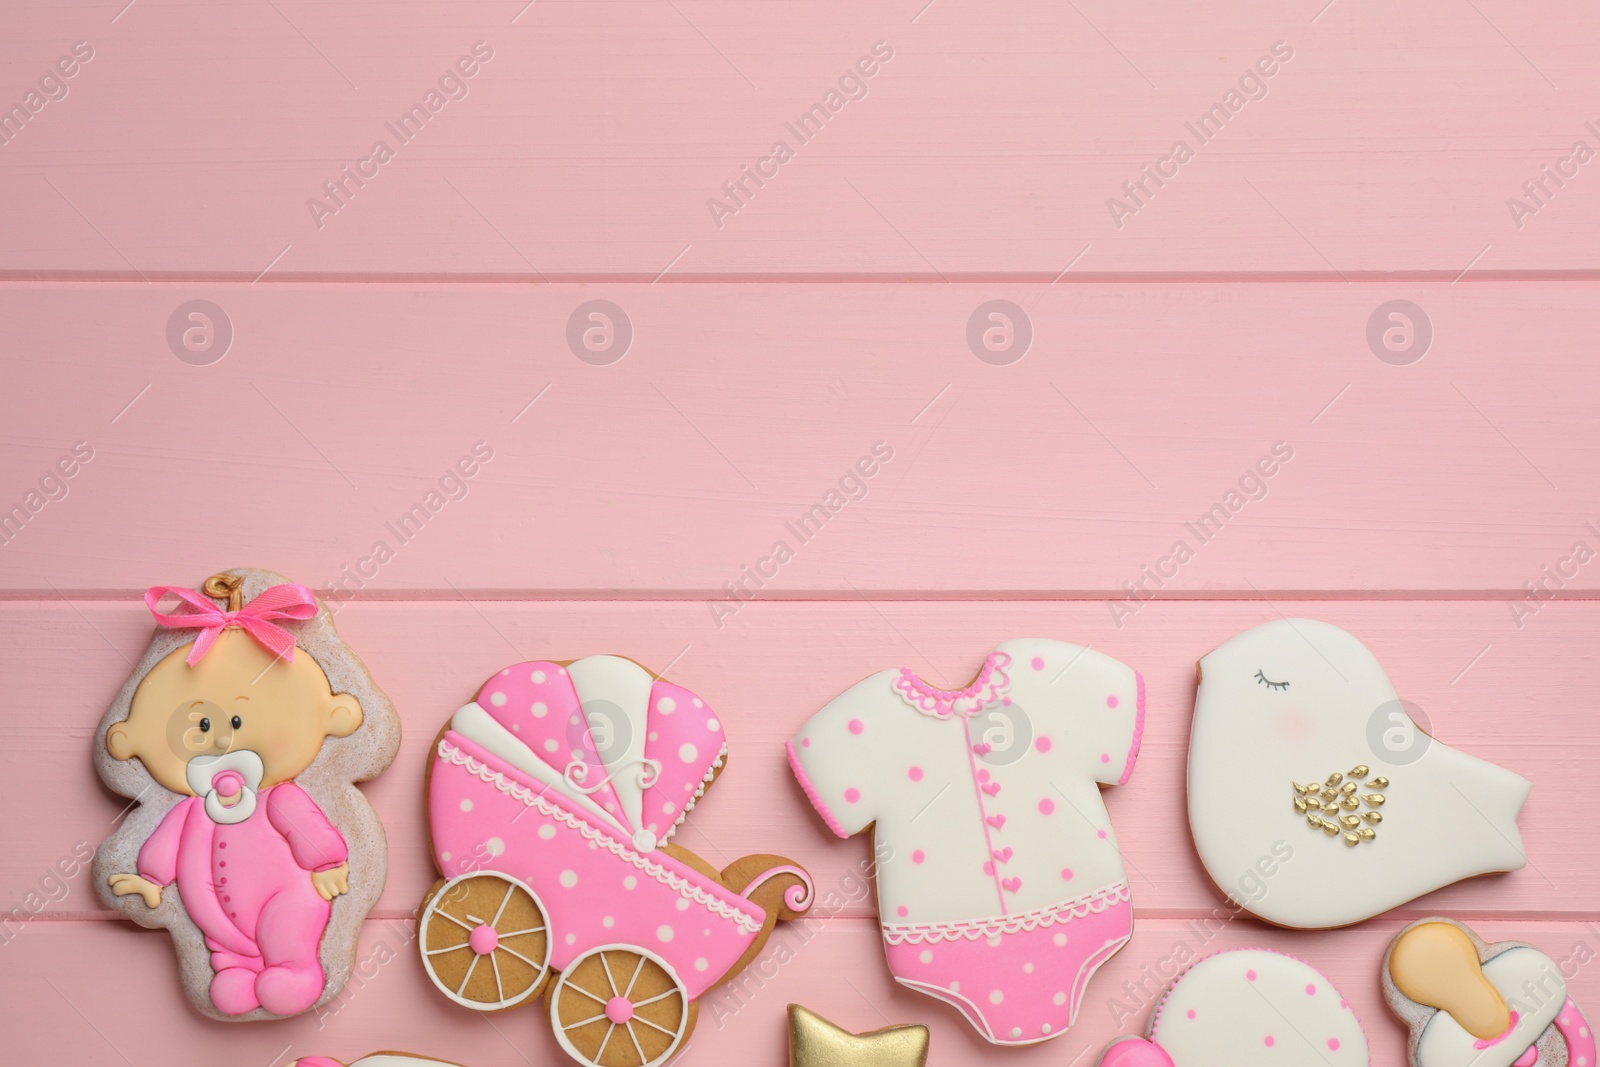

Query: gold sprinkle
<box><xmin>1293</xmin><ymin>797</ymin><xmax>1309</xmax><ymax>813</ymax></box>
<box><xmin>1307</xmin><ymin>814</ymin><xmax>1323</xmax><ymax>829</ymax></box>
<box><xmin>1321</xmin><ymin>822</ymin><xmax>1340</xmax><ymax>837</ymax></box>
<box><xmin>1344</xmin><ymin>832</ymin><xmax>1360</xmax><ymax>846</ymax></box>
<box><xmin>1363</xmin><ymin>794</ymin><xmax>1386</xmax><ymax>807</ymax></box>
<box><xmin>1339</xmin><ymin>814</ymin><xmax>1361</xmax><ymax>829</ymax></box>
<box><xmin>1326</xmin><ymin>773</ymin><xmax>1344</xmax><ymax>787</ymax></box>
<box><xmin>1363</xmin><ymin>811</ymin><xmax>1383</xmax><ymax>824</ymax></box>
<box><xmin>1357</xmin><ymin>828</ymin><xmax>1376</xmax><ymax>841</ymax></box>
<box><xmin>1340</xmin><ymin>796</ymin><xmax>1360</xmax><ymax>811</ymax></box>
<box><xmin>1367</xmin><ymin>777</ymin><xmax>1390</xmax><ymax>789</ymax></box>
<box><xmin>1322</xmin><ymin>803</ymin><xmax>1340</xmax><ymax>815</ymax></box>
<box><xmin>1340</xmin><ymin>781</ymin><xmax>1359</xmax><ymax>796</ymax></box>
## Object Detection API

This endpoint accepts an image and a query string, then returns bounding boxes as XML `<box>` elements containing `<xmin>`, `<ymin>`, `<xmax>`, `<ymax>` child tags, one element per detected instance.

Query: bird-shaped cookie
<box><xmin>1188</xmin><ymin>619</ymin><xmax>1530</xmax><ymax>929</ymax></box>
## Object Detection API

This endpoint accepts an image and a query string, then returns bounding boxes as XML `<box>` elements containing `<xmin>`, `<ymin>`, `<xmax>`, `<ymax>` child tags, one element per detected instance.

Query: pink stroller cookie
<box><xmin>418</xmin><ymin>655</ymin><xmax>813</xmax><ymax>1067</ymax></box>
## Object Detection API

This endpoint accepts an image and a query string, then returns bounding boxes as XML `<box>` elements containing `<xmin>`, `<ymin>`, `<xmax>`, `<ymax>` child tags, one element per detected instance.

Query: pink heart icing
<box><xmin>993</xmin><ymin>847</ymin><xmax>1013</xmax><ymax>862</ymax></box>
<box><xmin>987</xmin><ymin>814</ymin><xmax>1006</xmax><ymax>830</ymax></box>
<box><xmin>1002</xmin><ymin>877</ymin><xmax>1022</xmax><ymax>893</ymax></box>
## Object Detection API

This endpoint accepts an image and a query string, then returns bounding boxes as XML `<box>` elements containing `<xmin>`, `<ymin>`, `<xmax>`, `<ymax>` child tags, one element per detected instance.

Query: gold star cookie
<box><xmin>787</xmin><ymin>1004</ymin><xmax>929</xmax><ymax>1067</ymax></box>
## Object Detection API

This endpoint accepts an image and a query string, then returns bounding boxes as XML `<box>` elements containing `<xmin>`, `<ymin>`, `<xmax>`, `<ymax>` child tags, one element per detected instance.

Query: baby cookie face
<box><xmin>1384</xmin><ymin>919</ymin><xmax>1594</xmax><ymax>1067</ymax></box>
<box><xmin>106</xmin><ymin>628</ymin><xmax>363</xmax><ymax>795</ymax></box>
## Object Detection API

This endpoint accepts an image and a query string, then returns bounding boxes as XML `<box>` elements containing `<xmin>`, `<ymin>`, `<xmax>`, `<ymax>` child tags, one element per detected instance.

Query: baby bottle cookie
<box><xmin>788</xmin><ymin>639</ymin><xmax>1145</xmax><ymax>1045</ymax></box>
<box><xmin>1384</xmin><ymin>918</ymin><xmax>1594</xmax><ymax>1067</ymax></box>
<box><xmin>92</xmin><ymin>569</ymin><xmax>400</xmax><ymax>1019</ymax></box>
<box><xmin>1097</xmin><ymin>948</ymin><xmax>1369</xmax><ymax>1065</ymax></box>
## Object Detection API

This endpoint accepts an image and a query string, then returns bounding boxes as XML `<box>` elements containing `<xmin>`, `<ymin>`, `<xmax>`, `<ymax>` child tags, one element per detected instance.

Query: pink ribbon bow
<box><xmin>145</xmin><ymin>582</ymin><xmax>319</xmax><ymax>666</ymax></box>
<box><xmin>1097</xmin><ymin>1038</ymin><xmax>1176</xmax><ymax>1067</ymax></box>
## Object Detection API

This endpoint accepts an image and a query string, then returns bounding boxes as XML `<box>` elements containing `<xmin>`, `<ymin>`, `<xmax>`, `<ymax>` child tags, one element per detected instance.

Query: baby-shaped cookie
<box><xmin>92</xmin><ymin>569</ymin><xmax>400</xmax><ymax>1020</ymax></box>
<box><xmin>1384</xmin><ymin>918</ymin><xmax>1595</xmax><ymax>1067</ymax></box>
<box><xmin>1097</xmin><ymin>948</ymin><xmax>1369</xmax><ymax>1066</ymax></box>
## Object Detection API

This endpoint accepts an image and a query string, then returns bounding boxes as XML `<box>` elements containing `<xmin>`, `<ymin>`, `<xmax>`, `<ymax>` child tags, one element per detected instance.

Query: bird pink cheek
<box><xmin>1273</xmin><ymin>708</ymin><xmax>1318</xmax><ymax>744</ymax></box>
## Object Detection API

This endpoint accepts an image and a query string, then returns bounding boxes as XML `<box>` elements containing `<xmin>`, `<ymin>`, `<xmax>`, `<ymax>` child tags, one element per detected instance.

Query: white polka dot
<box><xmin>538</xmin><ymin>824</ymin><xmax>556</xmax><ymax>840</ymax></box>
<box><xmin>693</xmin><ymin>698</ymin><xmax>703</xmax><ymax>707</ymax></box>
<box><xmin>657</xmin><ymin>925</ymin><xmax>675</xmax><ymax>942</ymax></box>
<box><xmin>989</xmin><ymin>990</ymin><xmax>1004</xmax><ymax>1005</ymax></box>
<box><xmin>658</xmin><ymin>697</ymin><xmax>676</xmax><ymax>714</ymax></box>
<box><xmin>985</xmin><ymin>933</ymin><xmax>1002</xmax><ymax>948</ymax></box>
<box><xmin>571</xmin><ymin>749</ymin><xmax>585</xmax><ymax>762</ymax></box>
<box><xmin>707</xmin><ymin>718</ymin><xmax>721</xmax><ymax>732</ymax></box>
<box><xmin>623</xmin><ymin>875</ymin><xmax>638</xmax><ymax>890</ymax></box>
<box><xmin>544</xmin><ymin>739</ymin><xmax>559</xmax><ymax>753</ymax></box>
<box><xmin>559</xmin><ymin>870</ymin><xmax>578</xmax><ymax>888</ymax></box>
<box><xmin>679</xmin><ymin>743</ymin><xmax>698</xmax><ymax>763</ymax></box>
<box><xmin>1009</xmin><ymin>1027</ymin><xmax>1022</xmax><ymax>1038</ymax></box>
<box><xmin>676</xmin><ymin>898</ymin><xmax>690</xmax><ymax>911</ymax></box>
<box><xmin>489</xmin><ymin>691</ymin><xmax>507</xmax><ymax>706</ymax></box>
<box><xmin>459</xmin><ymin>799</ymin><xmax>473</xmax><ymax>812</ymax></box>
<box><xmin>485</xmin><ymin>837</ymin><xmax>505</xmax><ymax>857</ymax></box>
<box><xmin>918</xmin><ymin>950</ymin><xmax>933</xmax><ymax>964</ymax></box>
<box><xmin>683</xmin><ymin>782</ymin><xmax>693</xmax><ymax>792</ymax></box>
<box><xmin>1041</xmin><ymin>1024</ymin><xmax>1052</xmax><ymax>1035</ymax></box>
<box><xmin>440</xmin><ymin>851</ymin><xmax>452</xmax><ymax>862</ymax></box>
<box><xmin>531</xmin><ymin>670</ymin><xmax>546</xmax><ymax>683</ymax></box>
<box><xmin>1023</xmin><ymin>962</ymin><xmax>1034</xmax><ymax>974</ymax></box>
<box><xmin>512</xmin><ymin>723</ymin><xmax>521</xmax><ymax>732</ymax></box>
<box><xmin>648</xmin><ymin>731</ymin><xmax>659</xmax><ymax>741</ymax></box>
<box><xmin>602</xmin><ymin>916</ymin><xmax>615</xmax><ymax>928</ymax></box>
<box><xmin>694</xmin><ymin>957</ymin><xmax>709</xmax><ymax>972</ymax></box>
<box><xmin>564</xmin><ymin>932</ymin><xmax>576</xmax><ymax>945</ymax></box>
<box><xmin>949</xmin><ymin>981</ymin><xmax>961</xmax><ymax>993</ymax></box>
<box><xmin>499</xmin><ymin>669</ymin><xmax>510</xmax><ymax>676</ymax></box>
<box><xmin>663</xmin><ymin>802</ymin><xmax>676</xmax><ymax>815</ymax></box>
<box><xmin>531</xmin><ymin>701</ymin><xmax>547</xmax><ymax>718</ymax></box>
<box><xmin>1052</xmin><ymin>991</ymin><xmax>1066</xmax><ymax>1006</ymax></box>
<box><xmin>1053</xmin><ymin>933</ymin><xmax>1067</xmax><ymax>947</ymax></box>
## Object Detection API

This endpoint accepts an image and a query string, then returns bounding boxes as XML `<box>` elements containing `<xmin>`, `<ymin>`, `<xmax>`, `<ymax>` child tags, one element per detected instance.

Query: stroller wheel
<box><xmin>418</xmin><ymin>871</ymin><xmax>551</xmax><ymax>1011</ymax></box>
<box><xmin>550</xmin><ymin>946</ymin><xmax>690</xmax><ymax>1067</ymax></box>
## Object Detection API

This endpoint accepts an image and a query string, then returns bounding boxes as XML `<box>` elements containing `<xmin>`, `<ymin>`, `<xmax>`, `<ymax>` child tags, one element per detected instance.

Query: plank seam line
<box><xmin>2</xmin><ymin>591</ymin><xmax>1595</xmax><ymax>603</ymax></box>
<box><xmin>3</xmin><ymin>271</ymin><xmax>1600</xmax><ymax>285</ymax></box>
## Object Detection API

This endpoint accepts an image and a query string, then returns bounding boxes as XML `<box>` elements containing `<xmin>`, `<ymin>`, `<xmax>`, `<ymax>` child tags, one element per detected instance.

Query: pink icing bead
<box><xmin>1306</xmin><ymin>983</ymin><xmax>1316</xmax><ymax>995</ymax></box>
<box><xmin>468</xmin><ymin>924</ymin><xmax>499</xmax><ymax>956</ymax></box>
<box><xmin>1061</xmin><ymin>868</ymin><xmax>1073</xmax><ymax>880</ymax></box>
<box><xmin>1035</xmin><ymin>737</ymin><xmax>1052</xmax><ymax>753</ymax></box>
<box><xmin>1030</xmin><ymin>656</ymin><xmax>1045</xmax><ymax>670</ymax></box>
<box><xmin>897</xmin><ymin>905</ymin><xmax>908</xmax><ymax>917</ymax></box>
<box><xmin>605</xmin><ymin>996</ymin><xmax>634</xmax><ymax>1024</ymax></box>
<box><xmin>1329</xmin><ymin>1038</ymin><xmax>1341</xmax><ymax>1051</ymax></box>
<box><xmin>1186</xmin><ymin>1009</ymin><xmax>1197</xmax><ymax>1019</ymax></box>
<box><xmin>1264</xmin><ymin>1036</ymin><xmax>1274</xmax><ymax>1047</ymax></box>
<box><xmin>1039</xmin><ymin>798</ymin><xmax>1055</xmax><ymax>815</ymax></box>
<box><xmin>1107</xmin><ymin>694</ymin><xmax>1119</xmax><ymax>708</ymax></box>
<box><xmin>848</xmin><ymin>719</ymin><xmax>864</xmax><ymax>735</ymax></box>
<box><xmin>908</xmin><ymin>766</ymin><xmax>924</xmax><ymax>781</ymax></box>
<box><xmin>844</xmin><ymin>787</ymin><xmax>861</xmax><ymax>803</ymax></box>
<box><xmin>912</xmin><ymin>850</ymin><xmax>925</xmax><ymax>864</ymax></box>
<box><xmin>1246</xmin><ymin>970</ymin><xmax>1257</xmax><ymax>981</ymax></box>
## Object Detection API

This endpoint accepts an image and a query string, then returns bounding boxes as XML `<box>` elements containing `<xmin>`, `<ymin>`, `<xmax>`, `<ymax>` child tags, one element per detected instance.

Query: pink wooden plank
<box><xmin>5</xmin><ymin>915</ymin><xmax>1596</xmax><ymax>1066</ymax></box>
<box><xmin>9</xmin><ymin>599</ymin><xmax>1595</xmax><ymax>920</ymax></box>
<box><xmin>1</xmin><ymin>1</ymin><xmax>1596</xmax><ymax>276</ymax></box>
<box><xmin>1</xmin><ymin>282</ymin><xmax>1597</xmax><ymax>594</ymax></box>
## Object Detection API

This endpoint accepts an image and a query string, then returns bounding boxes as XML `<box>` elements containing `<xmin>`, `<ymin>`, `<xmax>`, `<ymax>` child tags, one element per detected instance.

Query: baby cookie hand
<box><xmin>108</xmin><ymin>872</ymin><xmax>164</xmax><ymax>909</ymax></box>
<box><xmin>310</xmin><ymin>862</ymin><xmax>350</xmax><ymax>902</ymax></box>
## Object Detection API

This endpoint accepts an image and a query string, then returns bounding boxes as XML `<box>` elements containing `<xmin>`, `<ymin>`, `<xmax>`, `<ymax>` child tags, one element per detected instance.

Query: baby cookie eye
<box><xmin>231</xmin><ymin>715</ymin><xmax>242</xmax><ymax>730</ymax></box>
<box><xmin>198</xmin><ymin>717</ymin><xmax>211</xmax><ymax>732</ymax></box>
<box><xmin>1255</xmin><ymin>669</ymin><xmax>1290</xmax><ymax>691</ymax></box>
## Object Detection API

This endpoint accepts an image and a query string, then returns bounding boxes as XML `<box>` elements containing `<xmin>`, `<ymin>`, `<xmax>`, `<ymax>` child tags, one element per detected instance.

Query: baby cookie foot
<box><xmin>1383</xmin><ymin>917</ymin><xmax>1596</xmax><ymax>1067</ymax></box>
<box><xmin>208</xmin><ymin>966</ymin><xmax>261</xmax><ymax>1016</ymax></box>
<box><xmin>255</xmin><ymin>960</ymin><xmax>328</xmax><ymax>1017</ymax></box>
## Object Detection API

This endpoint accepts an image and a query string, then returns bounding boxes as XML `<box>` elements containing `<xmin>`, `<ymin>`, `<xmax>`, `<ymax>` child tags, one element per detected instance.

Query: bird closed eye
<box><xmin>1255</xmin><ymin>669</ymin><xmax>1289</xmax><ymax>690</ymax></box>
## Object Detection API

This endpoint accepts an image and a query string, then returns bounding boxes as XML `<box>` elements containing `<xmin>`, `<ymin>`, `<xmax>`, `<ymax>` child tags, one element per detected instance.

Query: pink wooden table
<box><xmin>2</xmin><ymin>2</ymin><xmax>1597</xmax><ymax>1064</ymax></box>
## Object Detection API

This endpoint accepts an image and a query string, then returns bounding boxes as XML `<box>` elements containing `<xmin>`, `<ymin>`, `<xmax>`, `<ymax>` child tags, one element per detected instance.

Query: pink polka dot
<box><xmin>1097</xmin><ymin>830</ymin><xmax>1107</xmax><ymax>839</ymax></box>
<box><xmin>1306</xmin><ymin>984</ymin><xmax>1317</xmax><ymax>996</ymax></box>
<box><xmin>1035</xmin><ymin>737</ymin><xmax>1052</xmax><ymax>753</ymax></box>
<box><xmin>1106</xmin><ymin>694</ymin><xmax>1119</xmax><ymax>708</ymax></box>
<box><xmin>1039</xmin><ymin>798</ymin><xmax>1055</xmax><ymax>815</ymax></box>
<box><xmin>1264</xmin><ymin>1036</ymin><xmax>1274</xmax><ymax>1048</ymax></box>
<box><xmin>844</xmin><ymin>787</ymin><xmax>861</xmax><ymax>803</ymax></box>
<box><xmin>848</xmin><ymin>719</ymin><xmax>864</xmax><ymax>735</ymax></box>
<box><xmin>1246</xmin><ymin>970</ymin><xmax>1257</xmax><ymax>981</ymax></box>
<box><xmin>1328</xmin><ymin>1038</ymin><xmax>1341</xmax><ymax>1051</ymax></box>
<box><xmin>908</xmin><ymin>766</ymin><xmax>924</xmax><ymax>781</ymax></box>
<box><xmin>1060</xmin><ymin>868</ymin><xmax>1074</xmax><ymax>880</ymax></box>
<box><xmin>896</xmin><ymin>905</ymin><xmax>908</xmax><ymax>917</ymax></box>
<box><xmin>1186</xmin><ymin>1009</ymin><xmax>1196</xmax><ymax>1020</ymax></box>
<box><xmin>1100</xmin><ymin>753</ymin><xmax>1110</xmax><ymax>764</ymax></box>
<box><xmin>1030</xmin><ymin>656</ymin><xmax>1045</xmax><ymax>670</ymax></box>
<box><xmin>801</xmin><ymin>738</ymin><xmax>811</xmax><ymax>748</ymax></box>
<box><xmin>912</xmin><ymin>850</ymin><xmax>925</xmax><ymax>864</ymax></box>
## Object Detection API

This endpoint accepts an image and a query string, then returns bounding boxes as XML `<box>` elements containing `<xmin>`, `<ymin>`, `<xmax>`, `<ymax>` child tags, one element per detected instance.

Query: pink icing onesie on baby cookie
<box><xmin>789</xmin><ymin>638</ymin><xmax>1145</xmax><ymax>1045</ymax></box>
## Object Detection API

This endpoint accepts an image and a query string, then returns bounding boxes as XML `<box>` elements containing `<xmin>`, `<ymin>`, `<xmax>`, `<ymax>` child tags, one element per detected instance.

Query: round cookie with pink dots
<box><xmin>1097</xmin><ymin>948</ymin><xmax>1369</xmax><ymax>1066</ymax></box>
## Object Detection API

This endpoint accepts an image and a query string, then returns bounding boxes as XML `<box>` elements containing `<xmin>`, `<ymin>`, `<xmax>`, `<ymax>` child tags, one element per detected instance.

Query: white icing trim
<box><xmin>890</xmin><ymin>651</ymin><xmax>1013</xmax><ymax>719</ymax></box>
<box><xmin>879</xmin><ymin>882</ymin><xmax>1131</xmax><ymax>944</ymax></box>
<box><xmin>437</xmin><ymin>738</ymin><xmax>762</xmax><ymax>935</ymax></box>
<box><xmin>658</xmin><ymin>742</ymin><xmax>728</xmax><ymax>845</ymax></box>
<box><xmin>449</xmin><ymin>701</ymin><xmax>626</xmax><ymax>834</ymax></box>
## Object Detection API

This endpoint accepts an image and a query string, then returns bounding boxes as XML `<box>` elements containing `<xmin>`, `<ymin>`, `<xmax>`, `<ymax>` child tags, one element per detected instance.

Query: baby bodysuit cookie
<box><xmin>1189</xmin><ymin>619</ymin><xmax>1530</xmax><ymax>928</ymax></box>
<box><xmin>1097</xmin><ymin>948</ymin><xmax>1369</xmax><ymax>1065</ymax></box>
<box><xmin>418</xmin><ymin>655</ymin><xmax>814</xmax><ymax>1067</ymax></box>
<box><xmin>295</xmin><ymin>1057</ymin><xmax>468</xmax><ymax>1067</ymax></box>
<box><xmin>92</xmin><ymin>570</ymin><xmax>400</xmax><ymax>1020</ymax></box>
<box><xmin>1383</xmin><ymin>918</ymin><xmax>1594</xmax><ymax>1067</ymax></box>
<box><xmin>787</xmin><ymin>638</ymin><xmax>1145</xmax><ymax>1045</ymax></box>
